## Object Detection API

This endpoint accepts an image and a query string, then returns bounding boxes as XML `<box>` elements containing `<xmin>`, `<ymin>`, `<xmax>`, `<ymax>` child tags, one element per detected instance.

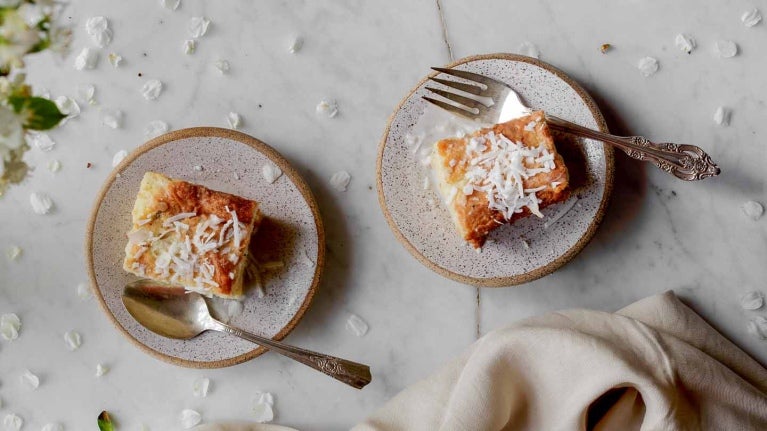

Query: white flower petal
<box><xmin>714</xmin><ymin>40</ymin><xmax>738</xmax><ymax>58</ymax></box>
<box><xmin>41</xmin><ymin>423</ymin><xmax>63</xmax><ymax>431</ymax></box>
<box><xmin>674</xmin><ymin>33</ymin><xmax>695</xmax><ymax>54</ymax></box>
<box><xmin>226</xmin><ymin>112</ymin><xmax>241</xmax><ymax>129</ymax></box>
<box><xmin>21</xmin><ymin>369</ymin><xmax>39</xmax><ymax>389</ymax></box>
<box><xmin>741</xmin><ymin>200</ymin><xmax>764</xmax><ymax>220</ymax></box>
<box><xmin>183</xmin><ymin>39</ymin><xmax>196</xmax><ymax>54</ymax></box>
<box><xmin>101</xmin><ymin>108</ymin><xmax>123</xmax><ymax>129</ymax></box>
<box><xmin>288</xmin><ymin>37</ymin><xmax>303</xmax><ymax>53</ymax></box>
<box><xmin>188</xmin><ymin>17</ymin><xmax>210</xmax><ymax>38</ymax></box>
<box><xmin>179</xmin><ymin>409</ymin><xmax>201</xmax><ymax>429</ymax></box>
<box><xmin>108</xmin><ymin>52</ymin><xmax>123</xmax><ymax>68</ymax></box>
<box><xmin>316</xmin><ymin>99</ymin><xmax>338</xmax><ymax>118</ymax></box>
<box><xmin>214</xmin><ymin>59</ymin><xmax>230</xmax><ymax>75</ymax></box>
<box><xmin>85</xmin><ymin>16</ymin><xmax>112</xmax><ymax>48</ymax></box>
<box><xmin>141</xmin><ymin>79</ymin><xmax>163</xmax><ymax>101</ymax></box>
<box><xmin>1</xmin><ymin>313</ymin><xmax>21</xmax><ymax>341</ymax></box>
<box><xmin>747</xmin><ymin>316</ymin><xmax>767</xmax><ymax>340</ymax></box>
<box><xmin>144</xmin><ymin>120</ymin><xmax>169</xmax><ymax>138</ymax></box>
<box><xmin>637</xmin><ymin>57</ymin><xmax>659</xmax><ymax>77</ymax></box>
<box><xmin>330</xmin><ymin>171</ymin><xmax>351</xmax><ymax>191</ymax></box>
<box><xmin>112</xmin><ymin>149</ymin><xmax>128</xmax><ymax>167</ymax></box>
<box><xmin>55</xmin><ymin>96</ymin><xmax>80</xmax><ymax>121</ymax></box>
<box><xmin>160</xmin><ymin>0</ymin><xmax>180</xmax><ymax>10</ymax></box>
<box><xmin>30</xmin><ymin>192</ymin><xmax>54</xmax><ymax>215</ymax></box>
<box><xmin>346</xmin><ymin>314</ymin><xmax>369</xmax><ymax>337</ymax></box>
<box><xmin>28</xmin><ymin>132</ymin><xmax>56</xmax><ymax>152</ymax></box>
<box><xmin>193</xmin><ymin>377</ymin><xmax>210</xmax><ymax>397</ymax></box>
<box><xmin>64</xmin><ymin>330</ymin><xmax>82</xmax><ymax>351</ymax></box>
<box><xmin>74</xmin><ymin>47</ymin><xmax>99</xmax><ymax>70</ymax></box>
<box><xmin>262</xmin><ymin>164</ymin><xmax>282</xmax><ymax>184</ymax></box>
<box><xmin>226</xmin><ymin>301</ymin><xmax>243</xmax><ymax>322</ymax></box>
<box><xmin>76</xmin><ymin>84</ymin><xmax>96</xmax><ymax>105</ymax></box>
<box><xmin>713</xmin><ymin>106</ymin><xmax>730</xmax><ymax>126</ymax></box>
<box><xmin>253</xmin><ymin>391</ymin><xmax>275</xmax><ymax>423</ymax></box>
<box><xmin>742</xmin><ymin>8</ymin><xmax>762</xmax><ymax>27</ymax></box>
<box><xmin>740</xmin><ymin>291</ymin><xmax>764</xmax><ymax>310</ymax></box>
<box><xmin>3</xmin><ymin>414</ymin><xmax>23</xmax><ymax>431</ymax></box>
<box><xmin>96</xmin><ymin>363</ymin><xmax>109</xmax><ymax>377</ymax></box>
<box><xmin>47</xmin><ymin>159</ymin><xmax>61</xmax><ymax>173</ymax></box>
<box><xmin>77</xmin><ymin>282</ymin><xmax>92</xmax><ymax>300</ymax></box>
<box><xmin>6</xmin><ymin>245</ymin><xmax>22</xmax><ymax>261</ymax></box>
<box><xmin>517</xmin><ymin>41</ymin><xmax>540</xmax><ymax>59</ymax></box>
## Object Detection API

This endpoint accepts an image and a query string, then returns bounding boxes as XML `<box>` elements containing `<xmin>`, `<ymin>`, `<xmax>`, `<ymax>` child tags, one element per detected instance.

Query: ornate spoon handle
<box><xmin>212</xmin><ymin>320</ymin><xmax>372</xmax><ymax>389</ymax></box>
<box><xmin>546</xmin><ymin>115</ymin><xmax>720</xmax><ymax>181</ymax></box>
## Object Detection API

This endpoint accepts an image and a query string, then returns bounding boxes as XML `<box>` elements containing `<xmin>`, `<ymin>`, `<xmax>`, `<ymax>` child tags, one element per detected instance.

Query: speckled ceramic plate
<box><xmin>378</xmin><ymin>53</ymin><xmax>614</xmax><ymax>287</ymax></box>
<box><xmin>86</xmin><ymin>128</ymin><xmax>325</xmax><ymax>368</ymax></box>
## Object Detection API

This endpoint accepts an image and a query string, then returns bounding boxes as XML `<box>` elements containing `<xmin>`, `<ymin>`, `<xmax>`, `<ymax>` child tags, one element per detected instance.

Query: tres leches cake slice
<box><xmin>430</xmin><ymin>111</ymin><xmax>569</xmax><ymax>248</ymax></box>
<box><xmin>123</xmin><ymin>172</ymin><xmax>262</xmax><ymax>298</ymax></box>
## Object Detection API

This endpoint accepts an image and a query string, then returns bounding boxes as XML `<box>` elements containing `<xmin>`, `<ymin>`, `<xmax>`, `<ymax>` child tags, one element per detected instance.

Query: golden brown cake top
<box><xmin>433</xmin><ymin>111</ymin><xmax>569</xmax><ymax>247</ymax></box>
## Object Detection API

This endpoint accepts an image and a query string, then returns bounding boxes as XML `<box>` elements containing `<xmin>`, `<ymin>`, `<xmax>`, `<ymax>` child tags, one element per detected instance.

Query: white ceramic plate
<box><xmin>87</xmin><ymin>128</ymin><xmax>324</xmax><ymax>367</ymax></box>
<box><xmin>377</xmin><ymin>54</ymin><xmax>614</xmax><ymax>287</ymax></box>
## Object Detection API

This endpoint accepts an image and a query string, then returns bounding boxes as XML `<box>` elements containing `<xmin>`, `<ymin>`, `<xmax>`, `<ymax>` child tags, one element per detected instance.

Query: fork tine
<box><xmin>421</xmin><ymin>96</ymin><xmax>477</xmax><ymax>120</ymax></box>
<box><xmin>431</xmin><ymin>67</ymin><xmax>505</xmax><ymax>88</ymax></box>
<box><xmin>425</xmin><ymin>87</ymin><xmax>486</xmax><ymax>111</ymax></box>
<box><xmin>427</xmin><ymin>77</ymin><xmax>483</xmax><ymax>95</ymax></box>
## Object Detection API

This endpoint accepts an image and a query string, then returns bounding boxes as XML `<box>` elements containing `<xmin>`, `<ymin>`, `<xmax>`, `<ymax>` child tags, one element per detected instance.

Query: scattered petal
<box><xmin>188</xmin><ymin>17</ymin><xmax>210</xmax><ymax>38</ymax></box>
<box><xmin>96</xmin><ymin>363</ymin><xmax>109</xmax><ymax>377</ymax></box>
<box><xmin>193</xmin><ymin>377</ymin><xmax>210</xmax><ymax>397</ymax></box>
<box><xmin>85</xmin><ymin>16</ymin><xmax>112</xmax><ymax>48</ymax></box>
<box><xmin>713</xmin><ymin>106</ymin><xmax>730</xmax><ymax>126</ymax></box>
<box><xmin>47</xmin><ymin>159</ymin><xmax>61</xmax><ymax>173</ymax></box>
<box><xmin>28</xmin><ymin>132</ymin><xmax>56</xmax><ymax>152</ymax></box>
<box><xmin>521</xmin><ymin>239</ymin><xmax>531</xmax><ymax>249</ymax></box>
<box><xmin>141</xmin><ymin>79</ymin><xmax>163</xmax><ymax>101</ymax></box>
<box><xmin>193</xmin><ymin>165</ymin><xmax>203</xmax><ymax>172</ymax></box>
<box><xmin>144</xmin><ymin>120</ymin><xmax>169</xmax><ymax>138</ymax></box>
<box><xmin>742</xmin><ymin>8</ymin><xmax>762</xmax><ymax>27</ymax></box>
<box><xmin>6</xmin><ymin>245</ymin><xmax>22</xmax><ymax>261</ymax></box>
<box><xmin>108</xmin><ymin>52</ymin><xmax>123</xmax><ymax>67</ymax></box>
<box><xmin>214</xmin><ymin>59</ymin><xmax>230</xmax><ymax>75</ymax></box>
<box><xmin>637</xmin><ymin>57</ymin><xmax>659</xmax><ymax>77</ymax></box>
<box><xmin>741</xmin><ymin>291</ymin><xmax>764</xmax><ymax>310</ymax></box>
<box><xmin>101</xmin><ymin>108</ymin><xmax>123</xmax><ymax>129</ymax></box>
<box><xmin>77</xmin><ymin>282</ymin><xmax>92</xmax><ymax>300</ymax></box>
<box><xmin>262</xmin><ymin>164</ymin><xmax>282</xmax><ymax>184</ymax></box>
<box><xmin>226</xmin><ymin>112</ymin><xmax>241</xmax><ymax>129</ymax></box>
<box><xmin>330</xmin><ymin>171</ymin><xmax>351</xmax><ymax>191</ymax></box>
<box><xmin>517</xmin><ymin>41</ymin><xmax>539</xmax><ymax>59</ymax></box>
<box><xmin>346</xmin><ymin>314</ymin><xmax>369</xmax><ymax>337</ymax></box>
<box><xmin>64</xmin><ymin>330</ymin><xmax>82</xmax><ymax>351</ymax></box>
<box><xmin>253</xmin><ymin>391</ymin><xmax>275</xmax><ymax>423</ymax></box>
<box><xmin>179</xmin><ymin>409</ymin><xmax>201</xmax><ymax>429</ymax></box>
<box><xmin>112</xmin><ymin>149</ymin><xmax>128</xmax><ymax>167</ymax></box>
<box><xmin>21</xmin><ymin>369</ymin><xmax>39</xmax><ymax>389</ymax></box>
<box><xmin>41</xmin><ymin>423</ymin><xmax>63</xmax><ymax>431</ymax></box>
<box><xmin>747</xmin><ymin>316</ymin><xmax>767</xmax><ymax>339</ymax></box>
<box><xmin>74</xmin><ymin>47</ymin><xmax>99</xmax><ymax>70</ymax></box>
<box><xmin>183</xmin><ymin>39</ymin><xmax>196</xmax><ymax>55</ymax></box>
<box><xmin>30</xmin><ymin>192</ymin><xmax>54</xmax><ymax>215</ymax></box>
<box><xmin>76</xmin><ymin>84</ymin><xmax>96</xmax><ymax>105</ymax></box>
<box><xmin>675</xmin><ymin>33</ymin><xmax>695</xmax><ymax>54</ymax></box>
<box><xmin>1</xmin><ymin>313</ymin><xmax>21</xmax><ymax>341</ymax></box>
<box><xmin>741</xmin><ymin>200</ymin><xmax>764</xmax><ymax>220</ymax></box>
<box><xmin>714</xmin><ymin>40</ymin><xmax>738</xmax><ymax>58</ymax></box>
<box><xmin>3</xmin><ymin>414</ymin><xmax>22</xmax><ymax>431</ymax></box>
<box><xmin>160</xmin><ymin>0</ymin><xmax>181</xmax><ymax>10</ymax></box>
<box><xmin>55</xmin><ymin>96</ymin><xmax>81</xmax><ymax>122</ymax></box>
<box><xmin>288</xmin><ymin>37</ymin><xmax>303</xmax><ymax>53</ymax></box>
<box><xmin>316</xmin><ymin>99</ymin><xmax>338</xmax><ymax>118</ymax></box>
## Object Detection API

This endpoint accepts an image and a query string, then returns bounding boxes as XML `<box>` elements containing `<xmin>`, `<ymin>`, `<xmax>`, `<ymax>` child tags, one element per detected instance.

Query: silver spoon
<box><xmin>122</xmin><ymin>279</ymin><xmax>372</xmax><ymax>389</ymax></box>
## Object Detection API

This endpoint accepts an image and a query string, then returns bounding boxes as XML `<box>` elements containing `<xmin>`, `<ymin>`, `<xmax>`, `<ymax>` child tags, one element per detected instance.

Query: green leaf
<box><xmin>7</xmin><ymin>95</ymin><xmax>65</xmax><ymax>130</ymax></box>
<box><xmin>97</xmin><ymin>411</ymin><xmax>114</xmax><ymax>431</ymax></box>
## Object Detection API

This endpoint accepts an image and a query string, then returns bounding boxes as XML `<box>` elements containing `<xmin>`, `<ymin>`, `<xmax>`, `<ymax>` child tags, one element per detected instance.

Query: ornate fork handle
<box><xmin>546</xmin><ymin>115</ymin><xmax>720</xmax><ymax>181</ymax></box>
<box><xmin>214</xmin><ymin>321</ymin><xmax>372</xmax><ymax>389</ymax></box>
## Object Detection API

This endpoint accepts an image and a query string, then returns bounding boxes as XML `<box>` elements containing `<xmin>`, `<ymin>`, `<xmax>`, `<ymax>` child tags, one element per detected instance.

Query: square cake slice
<box><xmin>430</xmin><ymin>111</ymin><xmax>569</xmax><ymax>248</ymax></box>
<box><xmin>123</xmin><ymin>172</ymin><xmax>262</xmax><ymax>298</ymax></box>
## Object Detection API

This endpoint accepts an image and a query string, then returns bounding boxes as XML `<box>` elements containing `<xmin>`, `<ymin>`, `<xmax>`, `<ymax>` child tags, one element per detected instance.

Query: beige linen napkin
<box><xmin>353</xmin><ymin>291</ymin><xmax>767</xmax><ymax>430</ymax></box>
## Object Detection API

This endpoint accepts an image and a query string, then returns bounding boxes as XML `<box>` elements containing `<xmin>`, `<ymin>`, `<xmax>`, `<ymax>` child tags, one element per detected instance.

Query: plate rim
<box><xmin>85</xmin><ymin>127</ymin><xmax>326</xmax><ymax>368</ymax></box>
<box><xmin>376</xmin><ymin>53</ymin><xmax>615</xmax><ymax>287</ymax></box>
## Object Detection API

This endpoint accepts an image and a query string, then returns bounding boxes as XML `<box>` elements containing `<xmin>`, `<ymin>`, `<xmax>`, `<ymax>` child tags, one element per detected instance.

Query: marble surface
<box><xmin>0</xmin><ymin>0</ymin><xmax>765</xmax><ymax>429</ymax></box>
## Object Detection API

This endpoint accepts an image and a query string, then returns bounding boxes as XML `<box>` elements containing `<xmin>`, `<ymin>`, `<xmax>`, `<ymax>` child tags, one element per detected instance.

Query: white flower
<box><xmin>0</xmin><ymin>10</ymin><xmax>40</xmax><ymax>69</ymax></box>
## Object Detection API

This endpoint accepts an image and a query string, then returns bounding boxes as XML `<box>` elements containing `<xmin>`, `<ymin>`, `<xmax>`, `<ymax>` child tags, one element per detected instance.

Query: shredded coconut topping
<box><xmin>462</xmin><ymin>126</ymin><xmax>554</xmax><ymax>219</ymax></box>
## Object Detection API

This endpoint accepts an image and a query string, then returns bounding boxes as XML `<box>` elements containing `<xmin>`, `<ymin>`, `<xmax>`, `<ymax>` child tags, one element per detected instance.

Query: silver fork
<box><xmin>423</xmin><ymin>67</ymin><xmax>721</xmax><ymax>181</ymax></box>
